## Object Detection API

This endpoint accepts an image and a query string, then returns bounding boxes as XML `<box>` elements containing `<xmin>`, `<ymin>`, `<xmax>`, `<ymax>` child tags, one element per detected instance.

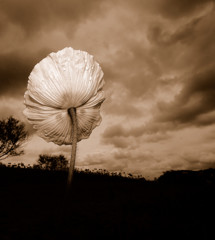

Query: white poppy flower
<box><xmin>23</xmin><ymin>47</ymin><xmax>105</xmax><ymax>145</ymax></box>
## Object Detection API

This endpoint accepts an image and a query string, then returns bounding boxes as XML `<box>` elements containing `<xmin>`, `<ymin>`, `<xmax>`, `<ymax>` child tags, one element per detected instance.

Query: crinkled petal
<box><xmin>76</xmin><ymin>104</ymin><xmax>103</xmax><ymax>140</ymax></box>
<box><xmin>24</xmin><ymin>88</ymin><xmax>105</xmax><ymax>145</ymax></box>
<box><xmin>27</xmin><ymin>47</ymin><xmax>105</xmax><ymax>109</ymax></box>
<box><xmin>24</xmin><ymin>47</ymin><xmax>105</xmax><ymax>145</ymax></box>
<box><xmin>76</xmin><ymin>90</ymin><xmax>105</xmax><ymax>140</ymax></box>
<box><xmin>23</xmin><ymin>91</ymin><xmax>72</xmax><ymax>145</ymax></box>
<box><xmin>34</xmin><ymin>111</ymin><xmax>73</xmax><ymax>145</ymax></box>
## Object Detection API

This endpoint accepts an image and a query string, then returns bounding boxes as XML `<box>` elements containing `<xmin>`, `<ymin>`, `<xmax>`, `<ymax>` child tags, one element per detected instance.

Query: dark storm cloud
<box><xmin>102</xmin><ymin>12</ymin><xmax>215</xmax><ymax>141</ymax></box>
<box><xmin>102</xmin><ymin>124</ymin><xmax>136</xmax><ymax>148</ymax></box>
<box><xmin>101</xmin><ymin>47</ymin><xmax>161</xmax><ymax>118</ymax></box>
<box><xmin>157</xmin><ymin>0</ymin><xmax>214</xmax><ymax>19</ymax></box>
<box><xmin>101</xmin><ymin>120</ymin><xmax>172</xmax><ymax>149</ymax></box>
<box><xmin>102</xmin><ymin>124</ymin><xmax>127</xmax><ymax>138</ymax></box>
<box><xmin>145</xmin><ymin>8</ymin><xmax>215</xmax><ymax>129</ymax></box>
<box><xmin>156</xmin><ymin>66</ymin><xmax>215</xmax><ymax>126</ymax></box>
<box><xmin>103</xmin><ymin>65</ymin><xmax>215</xmax><ymax>140</ymax></box>
<box><xmin>0</xmin><ymin>0</ymin><xmax>104</xmax><ymax>35</ymax></box>
<box><xmin>194</xmin><ymin>111</ymin><xmax>215</xmax><ymax>127</ymax></box>
<box><xmin>124</xmin><ymin>0</ymin><xmax>214</xmax><ymax>25</ymax></box>
<box><xmin>102</xmin><ymin>3</ymin><xmax>214</xmax><ymax>110</ymax></box>
<box><xmin>103</xmin><ymin>90</ymin><xmax>143</xmax><ymax>118</ymax></box>
<box><xmin>102</xmin><ymin>129</ymin><xmax>170</xmax><ymax>148</ymax></box>
<box><xmin>108</xmin><ymin>65</ymin><xmax>215</xmax><ymax>138</ymax></box>
<box><xmin>165</xmin><ymin>17</ymin><xmax>202</xmax><ymax>45</ymax></box>
<box><xmin>105</xmin><ymin>102</ymin><xmax>142</xmax><ymax>117</ymax></box>
<box><xmin>103</xmin><ymin>124</ymin><xmax>139</xmax><ymax>138</ymax></box>
<box><xmin>102</xmin><ymin>121</ymin><xmax>174</xmax><ymax>144</ymax></box>
<box><xmin>103</xmin><ymin>41</ymin><xmax>161</xmax><ymax>101</ymax></box>
<box><xmin>0</xmin><ymin>53</ymin><xmax>32</xmax><ymax>95</ymax></box>
<box><xmin>129</xmin><ymin>0</ymin><xmax>214</xmax><ymax>20</ymax></box>
<box><xmin>146</xmin><ymin>8</ymin><xmax>215</xmax><ymax>72</ymax></box>
<box><xmin>0</xmin><ymin>49</ymin><xmax>52</xmax><ymax>96</ymax></box>
<box><xmin>102</xmin><ymin>136</ymin><xmax>131</xmax><ymax>149</ymax></box>
<box><xmin>147</xmin><ymin>16</ymin><xmax>202</xmax><ymax>46</ymax></box>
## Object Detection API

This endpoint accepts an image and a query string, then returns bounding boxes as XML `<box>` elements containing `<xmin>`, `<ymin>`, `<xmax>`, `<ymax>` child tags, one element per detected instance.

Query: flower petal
<box><xmin>76</xmin><ymin>90</ymin><xmax>105</xmax><ymax>139</ymax></box>
<box><xmin>76</xmin><ymin>105</ymin><xmax>103</xmax><ymax>140</ymax></box>
<box><xmin>27</xmin><ymin>47</ymin><xmax>105</xmax><ymax>109</ymax></box>
<box><xmin>35</xmin><ymin>111</ymin><xmax>73</xmax><ymax>145</ymax></box>
<box><xmin>24</xmin><ymin>90</ymin><xmax>72</xmax><ymax>145</ymax></box>
<box><xmin>24</xmin><ymin>88</ymin><xmax>105</xmax><ymax>144</ymax></box>
<box><xmin>24</xmin><ymin>47</ymin><xmax>105</xmax><ymax>145</ymax></box>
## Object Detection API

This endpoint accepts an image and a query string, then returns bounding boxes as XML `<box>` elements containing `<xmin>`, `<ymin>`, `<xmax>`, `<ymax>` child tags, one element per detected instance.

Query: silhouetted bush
<box><xmin>37</xmin><ymin>154</ymin><xmax>69</xmax><ymax>171</ymax></box>
<box><xmin>0</xmin><ymin>116</ymin><xmax>27</xmax><ymax>160</ymax></box>
<box><xmin>157</xmin><ymin>169</ymin><xmax>215</xmax><ymax>185</ymax></box>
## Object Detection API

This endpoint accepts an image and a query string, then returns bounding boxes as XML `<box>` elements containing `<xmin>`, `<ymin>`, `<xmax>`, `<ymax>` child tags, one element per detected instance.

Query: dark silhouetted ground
<box><xmin>0</xmin><ymin>166</ymin><xmax>215</xmax><ymax>239</ymax></box>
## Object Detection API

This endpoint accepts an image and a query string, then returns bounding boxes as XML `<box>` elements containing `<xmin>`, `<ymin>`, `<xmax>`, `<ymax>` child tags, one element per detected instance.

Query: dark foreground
<box><xmin>0</xmin><ymin>167</ymin><xmax>215</xmax><ymax>240</ymax></box>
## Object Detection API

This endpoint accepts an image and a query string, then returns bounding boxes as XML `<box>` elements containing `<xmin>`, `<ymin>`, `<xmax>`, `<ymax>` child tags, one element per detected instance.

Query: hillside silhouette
<box><xmin>0</xmin><ymin>165</ymin><xmax>215</xmax><ymax>239</ymax></box>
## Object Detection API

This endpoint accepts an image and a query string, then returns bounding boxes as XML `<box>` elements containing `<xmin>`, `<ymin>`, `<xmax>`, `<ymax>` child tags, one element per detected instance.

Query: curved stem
<box><xmin>68</xmin><ymin>107</ymin><xmax>77</xmax><ymax>187</ymax></box>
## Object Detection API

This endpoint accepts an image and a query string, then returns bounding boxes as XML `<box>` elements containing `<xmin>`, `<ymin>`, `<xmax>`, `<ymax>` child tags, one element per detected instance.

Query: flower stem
<box><xmin>68</xmin><ymin>107</ymin><xmax>77</xmax><ymax>187</ymax></box>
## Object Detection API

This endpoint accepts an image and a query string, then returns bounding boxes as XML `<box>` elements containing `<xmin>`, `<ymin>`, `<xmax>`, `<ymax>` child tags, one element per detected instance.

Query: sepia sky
<box><xmin>1</xmin><ymin>0</ymin><xmax>215</xmax><ymax>179</ymax></box>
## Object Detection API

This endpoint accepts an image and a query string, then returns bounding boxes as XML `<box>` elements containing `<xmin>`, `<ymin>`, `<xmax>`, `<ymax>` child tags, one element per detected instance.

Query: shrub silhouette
<box><xmin>36</xmin><ymin>154</ymin><xmax>69</xmax><ymax>171</ymax></box>
<box><xmin>0</xmin><ymin>116</ymin><xmax>27</xmax><ymax>160</ymax></box>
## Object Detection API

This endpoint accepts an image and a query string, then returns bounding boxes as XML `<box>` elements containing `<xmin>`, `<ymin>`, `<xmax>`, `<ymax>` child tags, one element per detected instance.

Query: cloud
<box><xmin>0</xmin><ymin>52</ymin><xmax>33</xmax><ymax>96</ymax></box>
<box><xmin>0</xmin><ymin>0</ymin><xmax>106</xmax><ymax>36</ymax></box>
<box><xmin>101</xmin><ymin>122</ymin><xmax>172</xmax><ymax>148</ymax></box>
<box><xmin>82</xmin><ymin>151</ymin><xmax>128</xmax><ymax>172</ymax></box>
<box><xmin>143</xmin><ymin>132</ymin><xmax>171</xmax><ymax>142</ymax></box>
<box><xmin>147</xmin><ymin>16</ymin><xmax>203</xmax><ymax>46</ymax></box>
<box><xmin>102</xmin><ymin>124</ymin><xmax>129</xmax><ymax>138</ymax></box>
<box><xmin>119</xmin><ymin>0</ymin><xmax>214</xmax><ymax>22</ymax></box>
<box><xmin>104</xmin><ymin>97</ymin><xmax>143</xmax><ymax>118</ymax></box>
<box><xmin>82</xmin><ymin>148</ymin><xmax>156</xmax><ymax>175</ymax></box>
<box><xmin>102</xmin><ymin>137</ymin><xmax>130</xmax><ymax>149</ymax></box>
<box><xmin>102</xmin><ymin>121</ymin><xmax>174</xmax><ymax>140</ymax></box>
<box><xmin>157</xmin><ymin>0</ymin><xmax>214</xmax><ymax>19</ymax></box>
<box><xmin>155</xmin><ymin>66</ymin><xmax>215</xmax><ymax>126</ymax></box>
<box><xmin>101</xmin><ymin>124</ymin><xmax>134</xmax><ymax>148</ymax></box>
<box><xmin>0</xmin><ymin>48</ymin><xmax>53</xmax><ymax>96</ymax></box>
<box><xmin>204</xmin><ymin>125</ymin><xmax>215</xmax><ymax>141</ymax></box>
<box><xmin>182</xmin><ymin>150</ymin><xmax>215</xmax><ymax>170</ymax></box>
<box><xmin>101</xmin><ymin>9</ymin><xmax>215</xmax><ymax>135</ymax></box>
<box><xmin>104</xmin><ymin>42</ymin><xmax>161</xmax><ymax>100</ymax></box>
<box><xmin>102</xmin><ymin>72</ymin><xmax>215</xmax><ymax>140</ymax></box>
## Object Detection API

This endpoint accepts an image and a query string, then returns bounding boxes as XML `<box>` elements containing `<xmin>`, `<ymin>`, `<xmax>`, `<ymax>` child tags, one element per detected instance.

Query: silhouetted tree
<box><xmin>37</xmin><ymin>154</ymin><xmax>68</xmax><ymax>170</ymax></box>
<box><xmin>0</xmin><ymin>116</ymin><xmax>27</xmax><ymax>160</ymax></box>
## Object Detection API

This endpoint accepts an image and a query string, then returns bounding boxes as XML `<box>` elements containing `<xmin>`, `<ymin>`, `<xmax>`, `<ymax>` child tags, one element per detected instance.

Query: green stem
<box><xmin>68</xmin><ymin>107</ymin><xmax>77</xmax><ymax>187</ymax></box>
